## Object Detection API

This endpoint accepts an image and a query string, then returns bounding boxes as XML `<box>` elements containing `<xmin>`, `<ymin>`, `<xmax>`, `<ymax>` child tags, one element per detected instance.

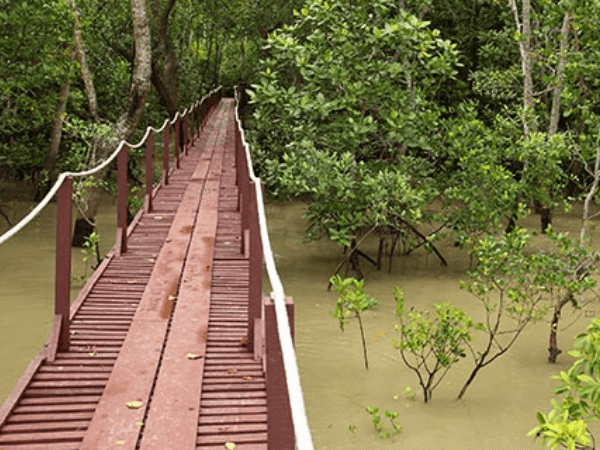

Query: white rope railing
<box><xmin>234</xmin><ymin>90</ymin><xmax>315</xmax><ymax>450</ymax></box>
<box><xmin>0</xmin><ymin>86</ymin><xmax>221</xmax><ymax>247</ymax></box>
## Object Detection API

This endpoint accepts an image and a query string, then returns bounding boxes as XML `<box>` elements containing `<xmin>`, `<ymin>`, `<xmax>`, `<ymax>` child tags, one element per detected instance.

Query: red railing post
<box><xmin>55</xmin><ymin>176</ymin><xmax>72</xmax><ymax>351</ymax></box>
<box><xmin>235</xmin><ymin>120</ymin><xmax>242</xmax><ymax>187</ymax></box>
<box><xmin>145</xmin><ymin>130</ymin><xmax>154</xmax><ymax>213</ymax></box>
<box><xmin>174</xmin><ymin>118</ymin><xmax>180</xmax><ymax>169</ymax></box>
<box><xmin>163</xmin><ymin>123</ymin><xmax>170</xmax><ymax>186</ymax></box>
<box><xmin>184</xmin><ymin>118</ymin><xmax>189</xmax><ymax>156</ymax></box>
<box><xmin>265</xmin><ymin>296</ymin><xmax>295</xmax><ymax>450</ymax></box>
<box><xmin>116</xmin><ymin>145</ymin><xmax>128</xmax><ymax>256</ymax></box>
<box><xmin>248</xmin><ymin>184</ymin><xmax>262</xmax><ymax>347</ymax></box>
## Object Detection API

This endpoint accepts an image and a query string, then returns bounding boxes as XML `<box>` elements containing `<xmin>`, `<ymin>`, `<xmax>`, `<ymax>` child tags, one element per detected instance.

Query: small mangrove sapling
<box><xmin>365</xmin><ymin>406</ymin><xmax>402</xmax><ymax>439</ymax></box>
<box><xmin>457</xmin><ymin>228</ymin><xmax>549</xmax><ymax>399</ymax></box>
<box><xmin>393</xmin><ymin>287</ymin><xmax>473</xmax><ymax>402</ymax></box>
<box><xmin>329</xmin><ymin>275</ymin><xmax>378</xmax><ymax>369</ymax></box>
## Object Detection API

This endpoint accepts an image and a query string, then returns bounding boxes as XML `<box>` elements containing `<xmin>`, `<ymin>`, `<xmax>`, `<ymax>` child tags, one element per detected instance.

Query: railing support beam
<box><xmin>145</xmin><ymin>130</ymin><xmax>154</xmax><ymax>213</ymax></box>
<box><xmin>184</xmin><ymin>118</ymin><xmax>189</xmax><ymax>156</ymax></box>
<box><xmin>163</xmin><ymin>123</ymin><xmax>170</xmax><ymax>186</ymax></box>
<box><xmin>265</xmin><ymin>296</ymin><xmax>295</xmax><ymax>450</ymax></box>
<box><xmin>247</xmin><ymin>184</ymin><xmax>262</xmax><ymax>348</ymax></box>
<box><xmin>174</xmin><ymin>118</ymin><xmax>180</xmax><ymax>169</ymax></box>
<box><xmin>116</xmin><ymin>145</ymin><xmax>128</xmax><ymax>256</ymax></box>
<box><xmin>55</xmin><ymin>176</ymin><xmax>72</xmax><ymax>353</ymax></box>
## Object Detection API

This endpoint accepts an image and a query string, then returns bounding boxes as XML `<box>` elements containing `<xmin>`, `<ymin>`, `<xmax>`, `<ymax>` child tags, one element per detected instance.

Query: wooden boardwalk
<box><xmin>0</xmin><ymin>99</ymin><xmax>277</xmax><ymax>449</ymax></box>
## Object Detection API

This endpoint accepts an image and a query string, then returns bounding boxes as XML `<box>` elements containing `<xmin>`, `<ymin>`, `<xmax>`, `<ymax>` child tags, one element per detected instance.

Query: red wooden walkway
<box><xmin>0</xmin><ymin>97</ymin><xmax>297</xmax><ymax>449</ymax></box>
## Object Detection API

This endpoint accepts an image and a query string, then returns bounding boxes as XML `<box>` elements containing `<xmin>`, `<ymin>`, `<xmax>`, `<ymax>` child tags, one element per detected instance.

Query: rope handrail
<box><xmin>234</xmin><ymin>89</ymin><xmax>315</xmax><ymax>450</ymax></box>
<box><xmin>0</xmin><ymin>86</ymin><xmax>222</xmax><ymax>247</ymax></box>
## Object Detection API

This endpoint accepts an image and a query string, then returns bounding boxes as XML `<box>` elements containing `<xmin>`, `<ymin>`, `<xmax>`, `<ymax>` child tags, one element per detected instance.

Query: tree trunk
<box><xmin>457</xmin><ymin>363</ymin><xmax>484</xmax><ymax>400</ymax></box>
<box><xmin>548</xmin><ymin>310</ymin><xmax>562</xmax><ymax>363</ymax></box>
<box><xmin>150</xmin><ymin>0</ymin><xmax>179</xmax><ymax>116</ymax></box>
<box><xmin>536</xmin><ymin>12</ymin><xmax>570</xmax><ymax>234</ymax></box>
<box><xmin>521</xmin><ymin>0</ymin><xmax>534</xmax><ymax>135</ymax></box>
<box><xmin>73</xmin><ymin>0</ymin><xmax>153</xmax><ymax>246</ymax></box>
<box><xmin>581</xmin><ymin>146</ymin><xmax>600</xmax><ymax>242</ymax></box>
<box><xmin>42</xmin><ymin>75</ymin><xmax>72</xmax><ymax>183</ymax></box>
<box><xmin>377</xmin><ymin>236</ymin><xmax>385</xmax><ymax>271</ymax></box>
<box><xmin>548</xmin><ymin>12</ymin><xmax>571</xmax><ymax>136</ymax></box>
<box><xmin>73</xmin><ymin>1</ymin><xmax>99</xmax><ymax>123</ymax></box>
<box><xmin>356</xmin><ymin>312</ymin><xmax>369</xmax><ymax>370</ymax></box>
<box><xmin>348</xmin><ymin>239</ymin><xmax>363</xmax><ymax>280</ymax></box>
<box><xmin>540</xmin><ymin>208</ymin><xmax>552</xmax><ymax>233</ymax></box>
<box><xmin>389</xmin><ymin>231</ymin><xmax>399</xmax><ymax>273</ymax></box>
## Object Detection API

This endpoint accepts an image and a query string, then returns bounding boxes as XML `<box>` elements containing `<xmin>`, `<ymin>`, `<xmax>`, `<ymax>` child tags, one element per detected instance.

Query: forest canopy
<box><xmin>246</xmin><ymin>0</ymin><xmax>600</xmax><ymax>277</ymax></box>
<box><xmin>0</xmin><ymin>0</ymin><xmax>294</xmax><ymax>189</ymax></box>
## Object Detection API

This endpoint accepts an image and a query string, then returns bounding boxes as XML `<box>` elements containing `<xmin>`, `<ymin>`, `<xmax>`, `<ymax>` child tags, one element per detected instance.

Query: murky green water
<box><xmin>0</xmin><ymin>197</ymin><xmax>116</xmax><ymax>403</ymax></box>
<box><xmin>264</xmin><ymin>201</ymin><xmax>600</xmax><ymax>450</ymax></box>
<box><xmin>1</xmin><ymin>196</ymin><xmax>599</xmax><ymax>449</ymax></box>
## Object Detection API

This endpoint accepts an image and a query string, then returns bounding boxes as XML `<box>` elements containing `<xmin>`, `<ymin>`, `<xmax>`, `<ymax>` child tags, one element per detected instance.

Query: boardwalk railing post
<box><xmin>163</xmin><ymin>122</ymin><xmax>170</xmax><ymax>186</ymax></box>
<box><xmin>55</xmin><ymin>176</ymin><xmax>72</xmax><ymax>353</ymax></box>
<box><xmin>174</xmin><ymin>118</ymin><xmax>181</xmax><ymax>169</ymax></box>
<box><xmin>234</xmin><ymin>121</ymin><xmax>241</xmax><ymax>187</ymax></box>
<box><xmin>265</xmin><ymin>296</ymin><xmax>295</xmax><ymax>450</ymax></box>
<box><xmin>145</xmin><ymin>129</ymin><xmax>154</xmax><ymax>213</ymax></box>
<box><xmin>248</xmin><ymin>184</ymin><xmax>262</xmax><ymax>348</ymax></box>
<box><xmin>116</xmin><ymin>145</ymin><xmax>128</xmax><ymax>256</ymax></box>
<box><xmin>184</xmin><ymin>118</ymin><xmax>189</xmax><ymax>156</ymax></box>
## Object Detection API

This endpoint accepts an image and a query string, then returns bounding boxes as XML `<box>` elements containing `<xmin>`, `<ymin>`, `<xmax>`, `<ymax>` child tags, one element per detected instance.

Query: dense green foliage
<box><xmin>249</xmin><ymin>0</ymin><xmax>460</xmax><ymax>260</ymax></box>
<box><xmin>0</xmin><ymin>0</ymin><xmax>294</xmax><ymax>187</ymax></box>
<box><xmin>246</xmin><ymin>0</ymin><xmax>600</xmax><ymax>275</ymax></box>
<box><xmin>0</xmin><ymin>0</ymin><xmax>74</xmax><ymax>178</ymax></box>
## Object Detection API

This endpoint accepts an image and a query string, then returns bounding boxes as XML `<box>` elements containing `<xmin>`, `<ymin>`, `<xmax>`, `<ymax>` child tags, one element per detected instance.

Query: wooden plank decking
<box><xmin>0</xmin><ymin>99</ymin><xmax>269</xmax><ymax>449</ymax></box>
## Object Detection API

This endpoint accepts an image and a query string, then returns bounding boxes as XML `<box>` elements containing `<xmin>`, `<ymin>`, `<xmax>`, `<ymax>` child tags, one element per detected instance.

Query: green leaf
<box><xmin>126</xmin><ymin>400</ymin><xmax>143</xmax><ymax>409</ymax></box>
<box><xmin>536</xmin><ymin>411</ymin><xmax>547</xmax><ymax>425</ymax></box>
<box><xmin>577</xmin><ymin>374</ymin><xmax>596</xmax><ymax>385</ymax></box>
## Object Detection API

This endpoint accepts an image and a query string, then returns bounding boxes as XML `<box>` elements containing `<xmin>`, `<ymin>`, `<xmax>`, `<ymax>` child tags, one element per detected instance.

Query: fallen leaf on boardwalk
<box><xmin>116</xmin><ymin>440</ymin><xmax>125</xmax><ymax>445</ymax></box>
<box><xmin>228</xmin><ymin>369</ymin><xmax>238</xmax><ymax>374</ymax></box>
<box><xmin>89</xmin><ymin>351</ymin><xmax>98</xmax><ymax>356</ymax></box>
<box><xmin>135</xmin><ymin>421</ymin><xmax>144</xmax><ymax>427</ymax></box>
<box><xmin>186</xmin><ymin>353</ymin><xmax>203</xmax><ymax>360</ymax></box>
<box><xmin>126</xmin><ymin>401</ymin><xmax>144</xmax><ymax>409</ymax></box>
<box><xmin>238</xmin><ymin>337</ymin><xmax>248</xmax><ymax>347</ymax></box>
<box><xmin>243</xmin><ymin>376</ymin><xmax>253</xmax><ymax>381</ymax></box>
<box><xmin>224</xmin><ymin>442</ymin><xmax>236</xmax><ymax>449</ymax></box>
<box><xmin>168</xmin><ymin>295</ymin><xmax>176</xmax><ymax>301</ymax></box>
